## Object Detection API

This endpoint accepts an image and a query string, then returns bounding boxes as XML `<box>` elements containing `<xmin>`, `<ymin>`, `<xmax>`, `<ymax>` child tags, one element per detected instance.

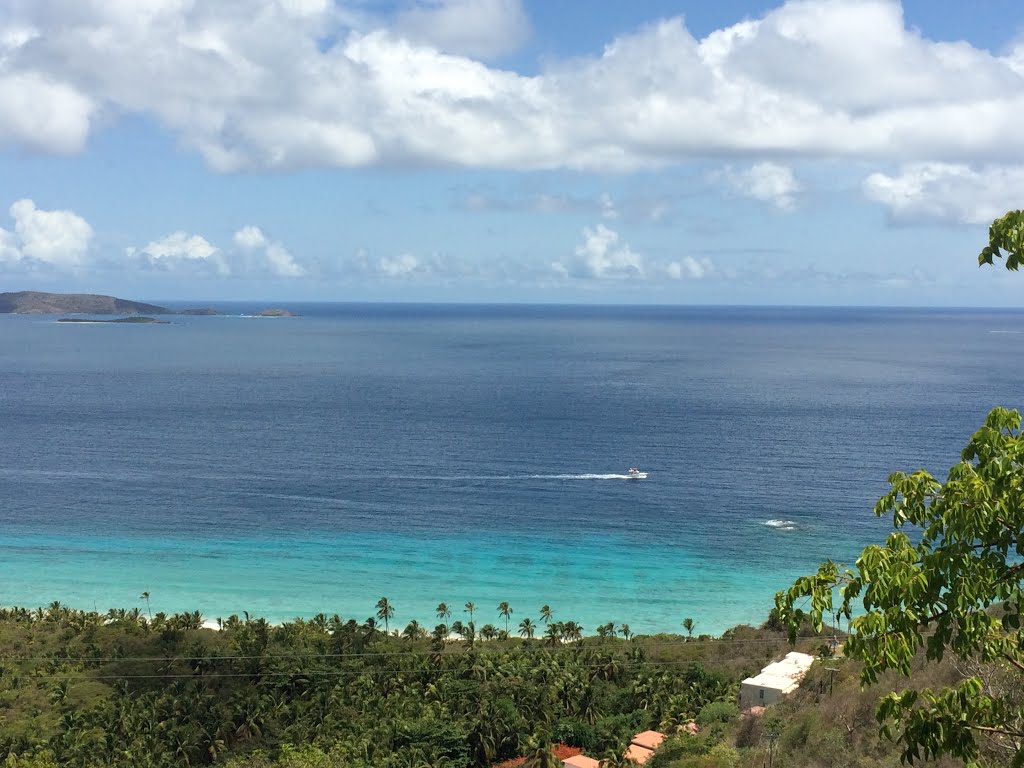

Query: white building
<box><xmin>739</xmin><ymin>651</ymin><xmax>816</xmax><ymax>709</ymax></box>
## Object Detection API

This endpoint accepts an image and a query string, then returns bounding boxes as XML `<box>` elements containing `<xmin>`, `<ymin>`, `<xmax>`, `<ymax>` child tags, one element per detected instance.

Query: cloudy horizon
<box><xmin>1</xmin><ymin>0</ymin><xmax>1022</xmax><ymax>305</ymax></box>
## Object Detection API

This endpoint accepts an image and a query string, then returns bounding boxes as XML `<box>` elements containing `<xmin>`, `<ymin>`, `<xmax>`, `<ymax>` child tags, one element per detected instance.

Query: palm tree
<box><xmin>498</xmin><ymin>601</ymin><xmax>513</xmax><ymax>633</ymax></box>
<box><xmin>540</xmin><ymin>604</ymin><xmax>553</xmax><ymax>625</ymax></box>
<box><xmin>376</xmin><ymin>597</ymin><xmax>394</xmax><ymax>634</ymax></box>
<box><xmin>436</xmin><ymin>602</ymin><xmax>451</xmax><ymax>629</ymax></box>
<box><xmin>564</xmin><ymin>621</ymin><xmax>583</xmax><ymax>643</ymax></box>
<box><xmin>140</xmin><ymin>592</ymin><xmax>152</xmax><ymax>620</ymax></box>
<box><xmin>519</xmin><ymin>617</ymin><xmax>536</xmax><ymax>639</ymax></box>
<box><xmin>682</xmin><ymin>617</ymin><xmax>695</xmax><ymax>638</ymax></box>
<box><xmin>619</xmin><ymin>623</ymin><xmax>632</xmax><ymax>641</ymax></box>
<box><xmin>544</xmin><ymin>623</ymin><xmax>561</xmax><ymax>647</ymax></box>
<box><xmin>464</xmin><ymin>601</ymin><xmax>476</xmax><ymax>624</ymax></box>
<box><xmin>402</xmin><ymin>620</ymin><xmax>422</xmax><ymax>641</ymax></box>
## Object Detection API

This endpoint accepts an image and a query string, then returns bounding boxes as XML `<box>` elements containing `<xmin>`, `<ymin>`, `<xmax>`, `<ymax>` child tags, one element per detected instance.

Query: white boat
<box><xmin>626</xmin><ymin>467</ymin><xmax>647</xmax><ymax>479</ymax></box>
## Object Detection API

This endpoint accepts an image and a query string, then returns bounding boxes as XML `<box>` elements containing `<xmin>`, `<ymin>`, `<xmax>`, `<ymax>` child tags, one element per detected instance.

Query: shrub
<box><xmin>695</xmin><ymin>700</ymin><xmax>738</xmax><ymax>726</ymax></box>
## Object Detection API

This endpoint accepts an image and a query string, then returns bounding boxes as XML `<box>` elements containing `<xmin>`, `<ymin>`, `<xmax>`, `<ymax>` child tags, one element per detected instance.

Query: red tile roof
<box><xmin>631</xmin><ymin>730</ymin><xmax>665</xmax><ymax>750</ymax></box>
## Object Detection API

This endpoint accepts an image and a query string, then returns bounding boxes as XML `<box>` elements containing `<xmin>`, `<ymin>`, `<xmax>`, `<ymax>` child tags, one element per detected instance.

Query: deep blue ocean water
<box><xmin>2</xmin><ymin>304</ymin><xmax>1022</xmax><ymax>635</ymax></box>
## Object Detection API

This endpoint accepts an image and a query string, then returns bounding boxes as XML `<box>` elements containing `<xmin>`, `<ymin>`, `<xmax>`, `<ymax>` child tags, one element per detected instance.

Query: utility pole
<box><xmin>766</xmin><ymin>727</ymin><xmax>780</xmax><ymax>768</ymax></box>
<box><xmin>824</xmin><ymin>666</ymin><xmax>839</xmax><ymax>697</ymax></box>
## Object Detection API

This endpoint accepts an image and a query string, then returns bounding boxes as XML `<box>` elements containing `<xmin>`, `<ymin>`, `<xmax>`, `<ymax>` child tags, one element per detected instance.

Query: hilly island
<box><xmin>0</xmin><ymin>291</ymin><xmax>222</xmax><ymax>315</ymax></box>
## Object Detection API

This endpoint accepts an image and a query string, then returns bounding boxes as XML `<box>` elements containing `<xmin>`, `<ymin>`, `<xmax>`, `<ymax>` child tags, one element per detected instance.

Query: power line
<box><xmin>12</xmin><ymin>656</ymin><xmax>801</xmax><ymax>682</ymax></box>
<box><xmin>0</xmin><ymin>635</ymin><xmax>830</xmax><ymax>664</ymax></box>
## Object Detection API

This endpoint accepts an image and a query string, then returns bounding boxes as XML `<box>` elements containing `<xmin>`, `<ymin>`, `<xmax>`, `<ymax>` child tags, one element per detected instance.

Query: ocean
<box><xmin>1</xmin><ymin>304</ymin><xmax>1021</xmax><ymax>635</ymax></box>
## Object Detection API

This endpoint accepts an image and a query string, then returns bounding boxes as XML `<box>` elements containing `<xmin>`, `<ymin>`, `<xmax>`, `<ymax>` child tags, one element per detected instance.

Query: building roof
<box><xmin>741</xmin><ymin>651</ymin><xmax>815</xmax><ymax>692</ymax></box>
<box><xmin>562</xmin><ymin>756</ymin><xmax>601</xmax><ymax>768</ymax></box>
<box><xmin>631</xmin><ymin>730</ymin><xmax>666</xmax><ymax>750</ymax></box>
<box><xmin>625</xmin><ymin>743</ymin><xmax>655</xmax><ymax>764</ymax></box>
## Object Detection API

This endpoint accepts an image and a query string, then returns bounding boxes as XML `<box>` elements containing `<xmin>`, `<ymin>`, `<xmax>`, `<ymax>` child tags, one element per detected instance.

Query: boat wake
<box><xmin>528</xmin><ymin>473</ymin><xmax>644</xmax><ymax>480</ymax></box>
<box><xmin>763</xmin><ymin>519</ymin><xmax>797</xmax><ymax>531</ymax></box>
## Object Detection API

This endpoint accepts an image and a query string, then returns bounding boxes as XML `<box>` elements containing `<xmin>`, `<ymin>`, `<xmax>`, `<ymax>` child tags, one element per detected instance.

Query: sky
<box><xmin>0</xmin><ymin>0</ymin><xmax>1023</xmax><ymax>305</ymax></box>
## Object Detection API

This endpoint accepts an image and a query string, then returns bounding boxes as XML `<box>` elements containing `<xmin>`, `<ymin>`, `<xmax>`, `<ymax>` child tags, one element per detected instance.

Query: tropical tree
<box><xmin>374</xmin><ymin>596</ymin><xmax>394</xmax><ymax>635</ymax></box>
<box><xmin>521</xmin><ymin>734</ymin><xmax>561</xmax><ymax>768</ymax></box>
<box><xmin>402</xmin><ymin>620</ymin><xmax>423</xmax><ymax>641</ymax></box>
<box><xmin>682</xmin><ymin>617</ymin><xmax>695</xmax><ymax>638</ymax></box>
<box><xmin>978</xmin><ymin>209</ymin><xmax>1024</xmax><ymax>270</ymax></box>
<box><xmin>140</xmin><ymin>591</ymin><xmax>152</xmax><ymax>620</ymax></box>
<box><xmin>777</xmin><ymin>406</ymin><xmax>1024</xmax><ymax>766</ymax></box>
<box><xmin>464</xmin><ymin>601</ymin><xmax>476</xmax><ymax>625</ymax></box>
<box><xmin>540</xmin><ymin>605</ymin><xmax>553</xmax><ymax>625</ymax></box>
<box><xmin>498</xmin><ymin>601</ymin><xmax>513</xmax><ymax>633</ymax></box>
<box><xmin>436</xmin><ymin>602</ymin><xmax>451</xmax><ymax>628</ymax></box>
<box><xmin>544</xmin><ymin>623</ymin><xmax>562</xmax><ymax>647</ymax></box>
<box><xmin>519</xmin><ymin>617</ymin><xmax>536</xmax><ymax>639</ymax></box>
<box><xmin>619</xmin><ymin>623</ymin><xmax>632</xmax><ymax>641</ymax></box>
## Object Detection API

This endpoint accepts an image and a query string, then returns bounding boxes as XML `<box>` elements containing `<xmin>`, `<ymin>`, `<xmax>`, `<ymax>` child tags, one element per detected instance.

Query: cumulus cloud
<box><xmin>554</xmin><ymin>224</ymin><xmax>643</xmax><ymax>279</ymax></box>
<box><xmin>137</xmin><ymin>231</ymin><xmax>227</xmax><ymax>273</ymax></box>
<box><xmin>1</xmin><ymin>0</ymin><xmax>1023</xmax><ymax>171</ymax></box>
<box><xmin>863</xmin><ymin>163</ymin><xmax>1024</xmax><ymax>224</ymax></box>
<box><xmin>1</xmin><ymin>199</ymin><xmax>93</xmax><ymax>267</ymax></box>
<box><xmin>710</xmin><ymin>162</ymin><xmax>800</xmax><ymax>210</ymax></box>
<box><xmin>0</xmin><ymin>225</ymin><xmax>21</xmax><ymax>264</ymax></box>
<box><xmin>233</xmin><ymin>225</ymin><xmax>305</xmax><ymax>276</ymax></box>
<box><xmin>0</xmin><ymin>74</ymin><xmax>95</xmax><ymax>154</ymax></box>
<box><xmin>666</xmin><ymin>256</ymin><xmax>714</xmax><ymax>280</ymax></box>
<box><xmin>393</xmin><ymin>0</ymin><xmax>531</xmax><ymax>59</ymax></box>
<box><xmin>378</xmin><ymin>253</ymin><xmax>424</xmax><ymax>277</ymax></box>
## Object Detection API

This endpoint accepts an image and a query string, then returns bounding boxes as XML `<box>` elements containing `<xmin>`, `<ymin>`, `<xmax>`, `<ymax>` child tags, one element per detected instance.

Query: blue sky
<box><xmin>0</xmin><ymin>0</ymin><xmax>1022</xmax><ymax>305</ymax></box>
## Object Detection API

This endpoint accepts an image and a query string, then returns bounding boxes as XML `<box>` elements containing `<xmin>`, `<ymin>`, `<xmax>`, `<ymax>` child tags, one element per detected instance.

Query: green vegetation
<box><xmin>2</xmin><ymin>604</ymin><xmax>811</xmax><ymax>767</ymax></box>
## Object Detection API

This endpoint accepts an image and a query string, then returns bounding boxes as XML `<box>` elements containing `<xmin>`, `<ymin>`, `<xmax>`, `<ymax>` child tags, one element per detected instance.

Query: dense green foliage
<box><xmin>0</xmin><ymin>604</ymin><xmax>766</xmax><ymax>767</ymax></box>
<box><xmin>0</xmin><ymin>603</ymin><xmax>971</xmax><ymax>768</ymax></box>
<box><xmin>978</xmin><ymin>210</ymin><xmax>1024</xmax><ymax>271</ymax></box>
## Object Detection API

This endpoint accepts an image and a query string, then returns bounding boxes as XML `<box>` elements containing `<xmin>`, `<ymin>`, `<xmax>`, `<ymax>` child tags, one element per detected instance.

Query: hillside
<box><xmin>0</xmin><ymin>291</ymin><xmax>222</xmax><ymax>315</ymax></box>
<box><xmin>0</xmin><ymin>602</ymin><xmax>968</xmax><ymax>768</ymax></box>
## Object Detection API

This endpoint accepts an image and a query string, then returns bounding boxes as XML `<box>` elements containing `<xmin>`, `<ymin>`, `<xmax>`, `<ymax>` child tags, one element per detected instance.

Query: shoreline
<box><xmin>6</xmin><ymin>600</ymin><xmax>755</xmax><ymax>641</ymax></box>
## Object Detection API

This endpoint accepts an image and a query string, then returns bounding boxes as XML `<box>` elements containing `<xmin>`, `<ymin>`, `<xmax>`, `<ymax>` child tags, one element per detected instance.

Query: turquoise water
<box><xmin>1</xmin><ymin>305</ymin><xmax>1021</xmax><ymax>634</ymax></box>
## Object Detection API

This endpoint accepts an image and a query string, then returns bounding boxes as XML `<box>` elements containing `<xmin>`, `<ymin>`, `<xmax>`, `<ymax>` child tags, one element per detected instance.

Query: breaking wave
<box><xmin>763</xmin><ymin>519</ymin><xmax>797</xmax><ymax>531</ymax></box>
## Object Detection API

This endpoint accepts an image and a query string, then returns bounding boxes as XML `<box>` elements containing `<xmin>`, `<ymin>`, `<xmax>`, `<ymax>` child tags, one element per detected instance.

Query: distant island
<box><xmin>258</xmin><ymin>308</ymin><xmax>297</xmax><ymax>317</ymax></box>
<box><xmin>0</xmin><ymin>291</ymin><xmax>223</xmax><ymax>316</ymax></box>
<box><xmin>57</xmin><ymin>316</ymin><xmax>169</xmax><ymax>324</ymax></box>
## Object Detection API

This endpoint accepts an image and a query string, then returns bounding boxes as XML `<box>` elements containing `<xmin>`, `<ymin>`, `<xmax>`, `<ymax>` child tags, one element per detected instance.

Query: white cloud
<box><xmin>138</xmin><ymin>231</ymin><xmax>227</xmax><ymax>273</ymax></box>
<box><xmin>142</xmin><ymin>231</ymin><xmax>218</xmax><ymax>261</ymax></box>
<box><xmin>0</xmin><ymin>226</ymin><xmax>20</xmax><ymax>264</ymax></box>
<box><xmin>863</xmin><ymin>163</ymin><xmax>1024</xmax><ymax>224</ymax></box>
<box><xmin>394</xmin><ymin>0</ymin><xmax>530</xmax><ymax>59</ymax></box>
<box><xmin>378</xmin><ymin>253</ymin><xmax>423</xmax><ymax>277</ymax></box>
<box><xmin>8</xmin><ymin>199</ymin><xmax>93</xmax><ymax>266</ymax></box>
<box><xmin>554</xmin><ymin>224</ymin><xmax>643</xmax><ymax>279</ymax></box>
<box><xmin>2</xmin><ymin>0</ymin><xmax>1023</xmax><ymax>171</ymax></box>
<box><xmin>0</xmin><ymin>73</ymin><xmax>95</xmax><ymax>155</ymax></box>
<box><xmin>710</xmin><ymin>162</ymin><xmax>800</xmax><ymax>210</ymax></box>
<box><xmin>232</xmin><ymin>225</ymin><xmax>305</xmax><ymax>276</ymax></box>
<box><xmin>667</xmin><ymin>256</ymin><xmax>713</xmax><ymax>280</ymax></box>
<box><xmin>263</xmin><ymin>242</ymin><xmax>305</xmax><ymax>277</ymax></box>
<box><xmin>232</xmin><ymin>225</ymin><xmax>267</xmax><ymax>250</ymax></box>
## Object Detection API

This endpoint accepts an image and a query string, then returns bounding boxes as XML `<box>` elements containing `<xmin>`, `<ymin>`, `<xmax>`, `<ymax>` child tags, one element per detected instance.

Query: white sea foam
<box><xmin>763</xmin><ymin>519</ymin><xmax>796</xmax><ymax>530</ymax></box>
<box><xmin>528</xmin><ymin>473</ymin><xmax>639</xmax><ymax>480</ymax></box>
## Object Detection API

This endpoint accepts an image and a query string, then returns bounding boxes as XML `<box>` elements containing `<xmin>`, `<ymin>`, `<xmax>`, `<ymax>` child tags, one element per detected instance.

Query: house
<box><xmin>562</xmin><ymin>755</ymin><xmax>601</xmax><ymax>768</ymax></box>
<box><xmin>739</xmin><ymin>651</ymin><xmax>816</xmax><ymax>709</ymax></box>
<box><xmin>625</xmin><ymin>730</ymin><xmax>665</xmax><ymax>764</ymax></box>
